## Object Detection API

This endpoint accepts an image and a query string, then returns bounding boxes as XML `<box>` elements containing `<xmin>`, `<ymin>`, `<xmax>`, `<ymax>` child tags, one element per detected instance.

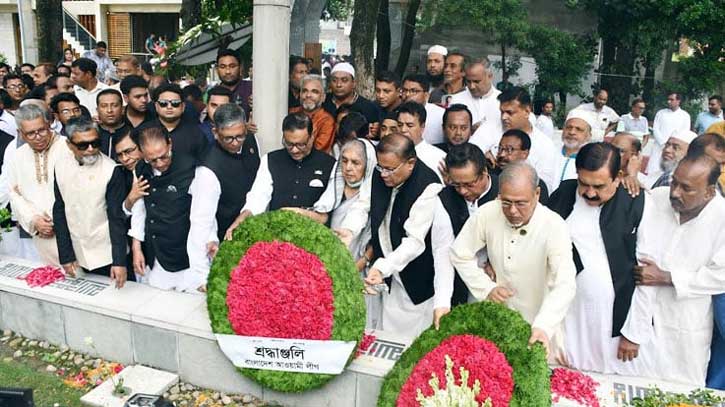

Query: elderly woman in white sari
<box><xmin>284</xmin><ymin>138</ymin><xmax>380</xmax><ymax>328</ymax></box>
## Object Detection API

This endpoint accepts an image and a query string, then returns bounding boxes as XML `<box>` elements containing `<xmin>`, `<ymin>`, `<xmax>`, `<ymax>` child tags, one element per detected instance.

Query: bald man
<box><xmin>451</xmin><ymin>162</ymin><xmax>576</xmax><ymax>359</ymax></box>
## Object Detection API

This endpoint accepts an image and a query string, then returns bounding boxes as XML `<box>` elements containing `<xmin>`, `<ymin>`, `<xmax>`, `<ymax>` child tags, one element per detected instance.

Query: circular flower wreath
<box><xmin>207</xmin><ymin>210</ymin><xmax>366</xmax><ymax>393</ymax></box>
<box><xmin>378</xmin><ymin>301</ymin><xmax>550</xmax><ymax>406</ymax></box>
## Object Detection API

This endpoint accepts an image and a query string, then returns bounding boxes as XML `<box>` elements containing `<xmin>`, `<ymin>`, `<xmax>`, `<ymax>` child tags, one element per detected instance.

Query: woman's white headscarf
<box><xmin>313</xmin><ymin>138</ymin><xmax>377</xmax><ymax>213</ymax></box>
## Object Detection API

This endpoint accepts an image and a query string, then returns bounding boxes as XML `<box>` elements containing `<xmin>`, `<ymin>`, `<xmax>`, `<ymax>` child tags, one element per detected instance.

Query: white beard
<box><xmin>80</xmin><ymin>154</ymin><xmax>100</xmax><ymax>166</ymax></box>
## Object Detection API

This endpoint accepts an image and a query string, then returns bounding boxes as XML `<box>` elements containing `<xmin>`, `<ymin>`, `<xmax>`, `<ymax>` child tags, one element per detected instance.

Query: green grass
<box><xmin>0</xmin><ymin>359</ymin><xmax>84</xmax><ymax>407</ymax></box>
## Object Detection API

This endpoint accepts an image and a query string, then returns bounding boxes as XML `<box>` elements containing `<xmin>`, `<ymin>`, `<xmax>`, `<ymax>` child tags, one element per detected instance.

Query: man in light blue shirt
<box><xmin>82</xmin><ymin>41</ymin><xmax>114</xmax><ymax>83</ymax></box>
<box><xmin>695</xmin><ymin>95</ymin><xmax>723</xmax><ymax>135</ymax></box>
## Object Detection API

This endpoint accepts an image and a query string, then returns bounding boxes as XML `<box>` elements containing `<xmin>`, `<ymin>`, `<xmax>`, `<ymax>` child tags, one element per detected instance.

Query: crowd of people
<box><xmin>0</xmin><ymin>43</ymin><xmax>724</xmax><ymax>390</ymax></box>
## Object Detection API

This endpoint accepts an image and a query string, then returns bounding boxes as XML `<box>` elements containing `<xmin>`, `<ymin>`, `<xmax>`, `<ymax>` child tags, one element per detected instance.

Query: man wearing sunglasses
<box><xmin>337</xmin><ymin>134</ymin><xmax>446</xmax><ymax>338</ymax></box>
<box><xmin>224</xmin><ymin>113</ymin><xmax>335</xmax><ymax>239</ymax></box>
<box><xmin>145</xmin><ymin>83</ymin><xmax>208</xmax><ymax>162</ymax></box>
<box><xmin>187</xmin><ymin>104</ymin><xmax>259</xmax><ymax>289</ymax></box>
<box><xmin>52</xmin><ymin>117</ymin><xmax>129</xmax><ymax>288</ymax></box>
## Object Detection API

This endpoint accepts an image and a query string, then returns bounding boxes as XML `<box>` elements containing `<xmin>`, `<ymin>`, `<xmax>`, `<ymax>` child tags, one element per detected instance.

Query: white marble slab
<box><xmin>80</xmin><ymin>365</ymin><xmax>178</xmax><ymax>407</ymax></box>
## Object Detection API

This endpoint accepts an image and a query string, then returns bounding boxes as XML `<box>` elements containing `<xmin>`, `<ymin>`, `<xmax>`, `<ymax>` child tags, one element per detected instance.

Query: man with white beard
<box><xmin>52</xmin><ymin>117</ymin><xmax>128</xmax><ymax>287</ymax></box>
<box><xmin>551</xmin><ymin>110</ymin><xmax>596</xmax><ymax>192</ymax></box>
<box><xmin>639</xmin><ymin>130</ymin><xmax>697</xmax><ymax>189</ymax></box>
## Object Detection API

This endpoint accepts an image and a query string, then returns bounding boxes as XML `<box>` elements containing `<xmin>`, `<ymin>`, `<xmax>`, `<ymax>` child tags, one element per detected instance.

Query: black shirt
<box><xmin>140</xmin><ymin>119</ymin><xmax>208</xmax><ymax>163</ymax></box>
<box><xmin>98</xmin><ymin>123</ymin><xmax>130</xmax><ymax>159</ymax></box>
<box><xmin>322</xmin><ymin>94</ymin><xmax>381</xmax><ymax>125</ymax></box>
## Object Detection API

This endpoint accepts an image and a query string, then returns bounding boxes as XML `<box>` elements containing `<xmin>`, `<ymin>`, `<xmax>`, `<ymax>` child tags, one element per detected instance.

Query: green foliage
<box><xmin>628</xmin><ymin>387</ymin><xmax>724</xmax><ymax>407</ymax></box>
<box><xmin>377</xmin><ymin>301</ymin><xmax>550</xmax><ymax>407</ymax></box>
<box><xmin>323</xmin><ymin>0</ymin><xmax>352</xmax><ymax>21</ymax></box>
<box><xmin>201</xmin><ymin>0</ymin><xmax>252</xmax><ymax>26</ymax></box>
<box><xmin>0</xmin><ymin>359</ymin><xmax>84</xmax><ymax>406</ymax></box>
<box><xmin>0</xmin><ymin>52</ymin><xmax>6</xmax><ymax>65</ymax></box>
<box><xmin>207</xmin><ymin>210</ymin><xmax>366</xmax><ymax>393</ymax></box>
<box><xmin>525</xmin><ymin>25</ymin><xmax>598</xmax><ymax>100</ymax></box>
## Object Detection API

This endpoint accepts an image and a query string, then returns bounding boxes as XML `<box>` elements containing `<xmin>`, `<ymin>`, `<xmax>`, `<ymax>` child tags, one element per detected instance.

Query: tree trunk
<box><xmin>393</xmin><ymin>0</ymin><xmax>420</xmax><ymax>77</ymax></box>
<box><xmin>641</xmin><ymin>54</ymin><xmax>658</xmax><ymax>105</ymax></box>
<box><xmin>36</xmin><ymin>0</ymin><xmax>62</xmax><ymax>63</ymax></box>
<box><xmin>350</xmin><ymin>0</ymin><xmax>382</xmax><ymax>99</ymax></box>
<box><xmin>375</xmin><ymin>0</ymin><xmax>390</xmax><ymax>73</ymax></box>
<box><xmin>290</xmin><ymin>0</ymin><xmax>311</xmax><ymax>56</ymax></box>
<box><xmin>180</xmin><ymin>0</ymin><xmax>202</xmax><ymax>32</ymax></box>
<box><xmin>500</xmin><ymin>43</ymin><xmax>507</xmax><ymax>79</ymax></box>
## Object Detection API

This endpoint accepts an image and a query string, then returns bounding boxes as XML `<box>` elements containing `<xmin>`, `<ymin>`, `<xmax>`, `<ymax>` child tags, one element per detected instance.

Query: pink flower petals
<box><xmin>550</xmin><ymin>367</ymin><xmax>600</xmax><ymax>407</ymax></box>
<box><xmin>20</xmin><ymin>266</ymin><xmax>65</xmax><ymax>288</ymax></box>
<box><xmin>225</xmin><ymin>241</ymin><xmax>335</xmax><ymax>340</ymax></box>
<box><xmin>397</xmin><ymin>335</ymin><xmax>514</xmax><ymax>407</ymax></box>
<box><xmin>356</xmin><ymin>332</ymin><xmax>377</xmax><ymax>358</ymax></box>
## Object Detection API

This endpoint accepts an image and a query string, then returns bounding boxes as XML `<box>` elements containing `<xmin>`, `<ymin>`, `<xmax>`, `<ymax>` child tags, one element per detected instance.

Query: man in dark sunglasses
<box><xmin>52</xmin><ymin>116</ymin><xmax>130</xmax><ymax>288</ymax></box>
<box><xmin>142</xmin><ymin>82</ymin><xmax>208</xmax><ymax>162</ymax></box>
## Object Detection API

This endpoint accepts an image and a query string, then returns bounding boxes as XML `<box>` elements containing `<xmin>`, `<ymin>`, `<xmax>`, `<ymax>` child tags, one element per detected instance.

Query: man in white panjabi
<box><xmin>7</xmin><ymin>104</ymin><xmax>71</xmax><ymax>265</ymax></box>
<box><xmin>449</xmin><ymin>58</ymin><xmax>501</xmax><ymax>135</ymax></box>
<box><xmin>647</xmin><ymin>92</ymin><xmax>691</xmax><ymax>175</ymax></box>
<box><xmin>621</xmin><ymin>155</ymin><xmax>725</xmax><ymax>385</ymax></box>
<box><xmin>337</xmin><ymin>134</ymin><xmax>448</xmax><ymax>338</ymax></box>
<box><xmin>547</xmin><ymin>142</ymin><xmax>651</xmax><ymax>375</ymax></box>
<box><xmin>450</xmin><ymin>162</ymin><xmax>576</xmax><ymax>358</ymax></box>
<box><xmin>551</xmin><ymin>109</ymin><xmax>596</xmax><ymax>192</ymax></box>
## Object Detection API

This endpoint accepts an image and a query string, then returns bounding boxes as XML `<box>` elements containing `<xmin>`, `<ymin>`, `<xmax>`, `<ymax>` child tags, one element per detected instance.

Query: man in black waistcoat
<box><xmin>338</xmin><ymin>134</ymin><xmax>448</xmax><ymax>337</ymax></box>
<box><xmin>437</xmin><ymin>143</ymin><xmax>497</xmax><ymax>308</ymax></box>
<box><xmin>187</xmin><ymin>104</ymin><xmax>259</xmax><ymax>286</ymax></box>
<box><xmin>224</xmin><ymin>112</ymin><xmax>335</xmax><ymax>239</ymax></box>
<box><xmin>547</xmin><ymin>142</ymin><xmax>647</xmax><ymax>372</ymax></box>
<box><xmin>129</xmin><ymin>126</ymin><xmax>200</xmax><ymax>292</ymax></box>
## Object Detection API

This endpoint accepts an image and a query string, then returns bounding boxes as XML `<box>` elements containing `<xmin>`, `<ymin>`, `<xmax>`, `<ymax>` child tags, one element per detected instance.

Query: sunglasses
<box><xmin>157</xmin><ymin>99</ymin><xmax>183</xmax><ymax>108</ymax></box>
<box><xmin>71</xmin><ymin>138</ymin><xmax>102</xmax><ymax>150</ymax></box>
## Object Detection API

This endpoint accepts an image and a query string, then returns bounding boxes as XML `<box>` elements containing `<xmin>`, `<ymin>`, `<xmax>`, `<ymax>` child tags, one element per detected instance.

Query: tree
<box><xmin>36</xmin><ymin>0</ymin><xmax>63</xmax><ymax>63</ymax></box>
<box><xmin>392</xmin><ymin>0</ymin><xmax>421</xmax><ymax>77</ymax></box>
<box><xmin>349</xmin><ymin>0</ymin><xmax>382</xmax><ymax>98</ymax></box>
<box><xmin>181</xmin><ymin>0</ymin><xmax>202</xmax><ymax>32</ymax></box>
<box><xmin>525</xmin><ymin>25</ymin><xmax>597</xmax><ymax>120</ymax></box>
<box><xmin>375</xmin><ymin>0</ymin><xmax>391</xmax><ymax>72</ymax></box>
<box><xmin>423</xmin><ymin>0</ymin><xmax>529</xmax><ymax>79</ymax></box>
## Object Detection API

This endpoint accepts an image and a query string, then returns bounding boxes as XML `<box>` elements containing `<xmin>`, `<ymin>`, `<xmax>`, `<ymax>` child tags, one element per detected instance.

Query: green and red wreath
<box><xmin>207</xmin><ymin>210</ymin><xmax>366</xmax><ymax>392</ymax></box>
<box><xmin>377</xmin><ymin>301</ymin><xmax>552</xmax><ymax>407</ymax></box>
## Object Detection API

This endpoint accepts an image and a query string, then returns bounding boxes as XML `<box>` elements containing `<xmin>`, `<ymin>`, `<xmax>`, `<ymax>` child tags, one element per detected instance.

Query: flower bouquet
<box><xmin>207</xmin><ymin>210</ymin><xmax>366</xmax><ymax>392</ymax></box>
<box><xmin>377</xmin><ymin>301</ymin><xmax>551</xmax><ymax>406</ymax></box>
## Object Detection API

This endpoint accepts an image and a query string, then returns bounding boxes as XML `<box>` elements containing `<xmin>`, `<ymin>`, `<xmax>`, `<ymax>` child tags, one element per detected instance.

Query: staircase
<box><xmin>62</xmin><ymin>8</ymin><xmax>96</xmax><ymax>56</ymax></box>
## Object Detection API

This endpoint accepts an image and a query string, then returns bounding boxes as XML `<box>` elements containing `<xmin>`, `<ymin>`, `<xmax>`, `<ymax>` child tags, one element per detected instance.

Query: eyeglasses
<box><xmin>493</xmin><ymin>145</ymin><xmax>523</xmax><ymax>155</ymax></box>
<box><xmin>22</xmin><ymin>127</ymin><xmax>49</xmax><ymax>140</ymax></box>
<box><xmin>375</xmin><ymin>161</ymin><xmax>406</xmax><ymax>176</ymax></box>
<box><xmin>500</xmin><ymin>200</ymin><xmax>531</xmax><ymax>209</ymax></box>
<box><xmin>145</xmin><ymin>150</ymin><xmax>172</xmax><ymax>164</ymax></box>
<box><xmin>116</xmin><ymin>145</ymin><xmax>138</xmax><ymax>158</ymax></box>
<box><xmin>157</xmin><ymin>99</ymin><xmax>183</xmax><ymax>108</ymax></box>
<box><xmin>221</xmin><ymin>135</ymin><xmax>246</xmax><ymax>144</ymax></box>
<box><xmin>70</xmin><ymin>138</ymin><xmax>101</xmax><ymax>150</ymax></box>
<box><xmin>449</xmin><ymin>173</ymin><xmax>486</xmax><ymax>190</ymax></box>
<box><xmin>60</xmin><ymin>107</ymin><xmax>82</xmax><ymax>117</ymax></box>
<box><xmin>402</xmin><ymin>88</ymin><xmax>424</xmax><ymax>95</ymax></box>
<box><xmin>6</xmin><ymin>84</ymin><xmax>26</xmax><ymax>91</ymax></box>
<box><xmin>282</xmin><ymin>137</ymin><xmax>310</xmax><ymax>150</ymax></box>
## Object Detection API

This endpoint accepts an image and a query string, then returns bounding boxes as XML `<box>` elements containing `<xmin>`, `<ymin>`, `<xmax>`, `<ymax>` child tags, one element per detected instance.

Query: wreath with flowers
<box><xmin>207</xmin><ymin>210</ymin><xmax>366</xmax><ymax>392</ymax></box>
<box><xmin>377</xmin><ymin>301</ymin><xmax>551</xmax><ymax>407</ymax></box>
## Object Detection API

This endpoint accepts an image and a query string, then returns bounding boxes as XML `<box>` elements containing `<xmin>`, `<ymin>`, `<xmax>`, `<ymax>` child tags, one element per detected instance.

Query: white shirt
<box><xmin>449</xmin><ymin>87</ymin><xmax>502</xmax><ymax>131</ymax></box>
<box><xmin>535</xmin><ymin>114</ymin><xmax>555</xmax><ymax>138</ymax></box>
<box><xmin>241</xmin><ymin>154</ymin><xmax>273</xmax><ymax>215</ymax></box>
<box><xmin>423</xmin><ymin>103</ymin><xmax>445</xmax><ymax>145</ymax></box>
<box><xmin>415</xmin><ymin>141</ymin><xmax>446</xmax><ymax>181</ymax></box>
<box><xmin>647</xmin><ymin>108</ymin><xmax>691</xmax><ymax>175</ymax></box>
<box><xmin>74</xmin><ymin>81</ymin><xmax>109</xmax><ymax>114</ymax></box>
<box><xmin>527</xmin><ymin>126</ymin><xmax>558</xmax><ymax>193</ymax></box>
<box><xmin>186</xmin><ymin>166</ymin><xmax>222</xmax><ymax>278</ymax></box>
<box><xmin>450</xmin><ymin>200</ymin><xmax>577</xmax><ymax>339</ymax></box>
<box><xmin>552</xmin><ymin>151</ymin><xmax>579</xmax><ymax>193</ymax></box>
<box><xmin>621</xmin><ymin>188</ymin><xmax>725</xmax><ymax>385</ymax></box>
<box><xmin>0</xmin><ymin>110</ymin><xmax>17</xmax><ymax>137</ymax></box>
<box><xmin>578</xmin><ymin>102</ymin><xmax>620</xmax><ymax>132</ymax></box>
<box><xmin>618</xmin><ymin>113</ymin><xmax>649</xmax><ymax>135</ymax></box>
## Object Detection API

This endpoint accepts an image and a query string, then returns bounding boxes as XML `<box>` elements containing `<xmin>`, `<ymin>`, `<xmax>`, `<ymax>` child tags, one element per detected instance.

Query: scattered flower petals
<box><xmin>355</xmin><ymin>332</ymin><xmax>377</xmax><ymax>358</ymax></box>
<box><xmin>550</xmin><ymin>367</ymin><xmax>600</xmax><ymax>407</ymax></box>
<box><xmin>20</xmin><ymin>266</ymin><xmax>65</xmax><ymax>288</ymax></box>
<box><xmin>226</xmin><ymin>241</ymin><xmax>335</xmax><ymax>340</ymax></box>
<box><xmin>397</xmin><ymin>335</ymin><xmax>514</xmax><ymax>407</ymax></box>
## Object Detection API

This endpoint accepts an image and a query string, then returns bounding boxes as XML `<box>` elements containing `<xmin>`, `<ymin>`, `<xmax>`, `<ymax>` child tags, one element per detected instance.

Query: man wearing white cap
<box><xmin>551</xmin><ymin>109</ymin><xmax>596</xmax><ymax>192</ymax></box>
<box><xmin>646</xmin><ymin>92</ymin><xmax>691</xmax><ymax>175</ymax></box>
<box><xmin>426</xmin><ymin>45</ymin><xmax>447</xmax><ymax>100</ymax></box>
<box><xmin>638</xmin><ymin>129</ymin><xmax>696</xmax><ymax>190</ymax></box>
<box><xmin>322</xmin><ymin>62</ymin><xmax>381</xmax><ymax>136</ymax></box>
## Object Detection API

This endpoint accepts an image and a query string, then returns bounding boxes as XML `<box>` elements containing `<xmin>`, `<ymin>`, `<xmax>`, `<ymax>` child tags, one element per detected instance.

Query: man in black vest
<box><xmin>493</xmin><ymin>129</ymin><xmax>549</xmax><ymax>204</ymax></box>
<box><xmin>129</xmin><ymin>126</ymin><xmax>199</xmax><ymax>292</ymax></box>
<box><xmin>187</xmin><ymin>103</ymin><xmax>259</xmax><ymax>288</ymax></box>
<box><xmin>339</xmin><ymin>134</ymin><xmax>447</xmax><ymax>337</ymax></box>
<box><xmin>437</xmin><ymin>143</ymin><xmax>497</xmax><ymax>309</ymax></box>
<box><xmin>547</xmin><ymin>142</ymin><xmax>647</xmax><ymax>372</ymax></box>
<box><xmin>224</xmin><ymin>113</ymin><xmax>335</xmax><ymax>239</ymax></box>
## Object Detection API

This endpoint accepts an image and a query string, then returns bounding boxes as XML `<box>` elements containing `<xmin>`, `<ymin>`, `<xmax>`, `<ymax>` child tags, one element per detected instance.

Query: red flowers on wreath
<box><xmin>396</xmin><ymin>334</ymin><xmax>514</xmax><ymax>407</ymax></box>
<box><xmin>225</xmin><ymin>241</ymin><xmax>335</xmax><ymax>340</ymax></box>
<box><xmin>550</xmin><ymin>367</ymin><xmax>600</xmax><ymax>407</ymax></box>
<box><xmin>20</xmin><ymin>266</ymin><xmax>65</xmax><ymax>287</ymax></box>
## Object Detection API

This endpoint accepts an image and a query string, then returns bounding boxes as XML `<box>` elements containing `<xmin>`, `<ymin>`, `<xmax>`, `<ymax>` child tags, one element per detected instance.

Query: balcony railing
<box><xmin>63</xmin><ymin>8</ymin><xmax>96</xmax><ymax>51</ymax></box>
